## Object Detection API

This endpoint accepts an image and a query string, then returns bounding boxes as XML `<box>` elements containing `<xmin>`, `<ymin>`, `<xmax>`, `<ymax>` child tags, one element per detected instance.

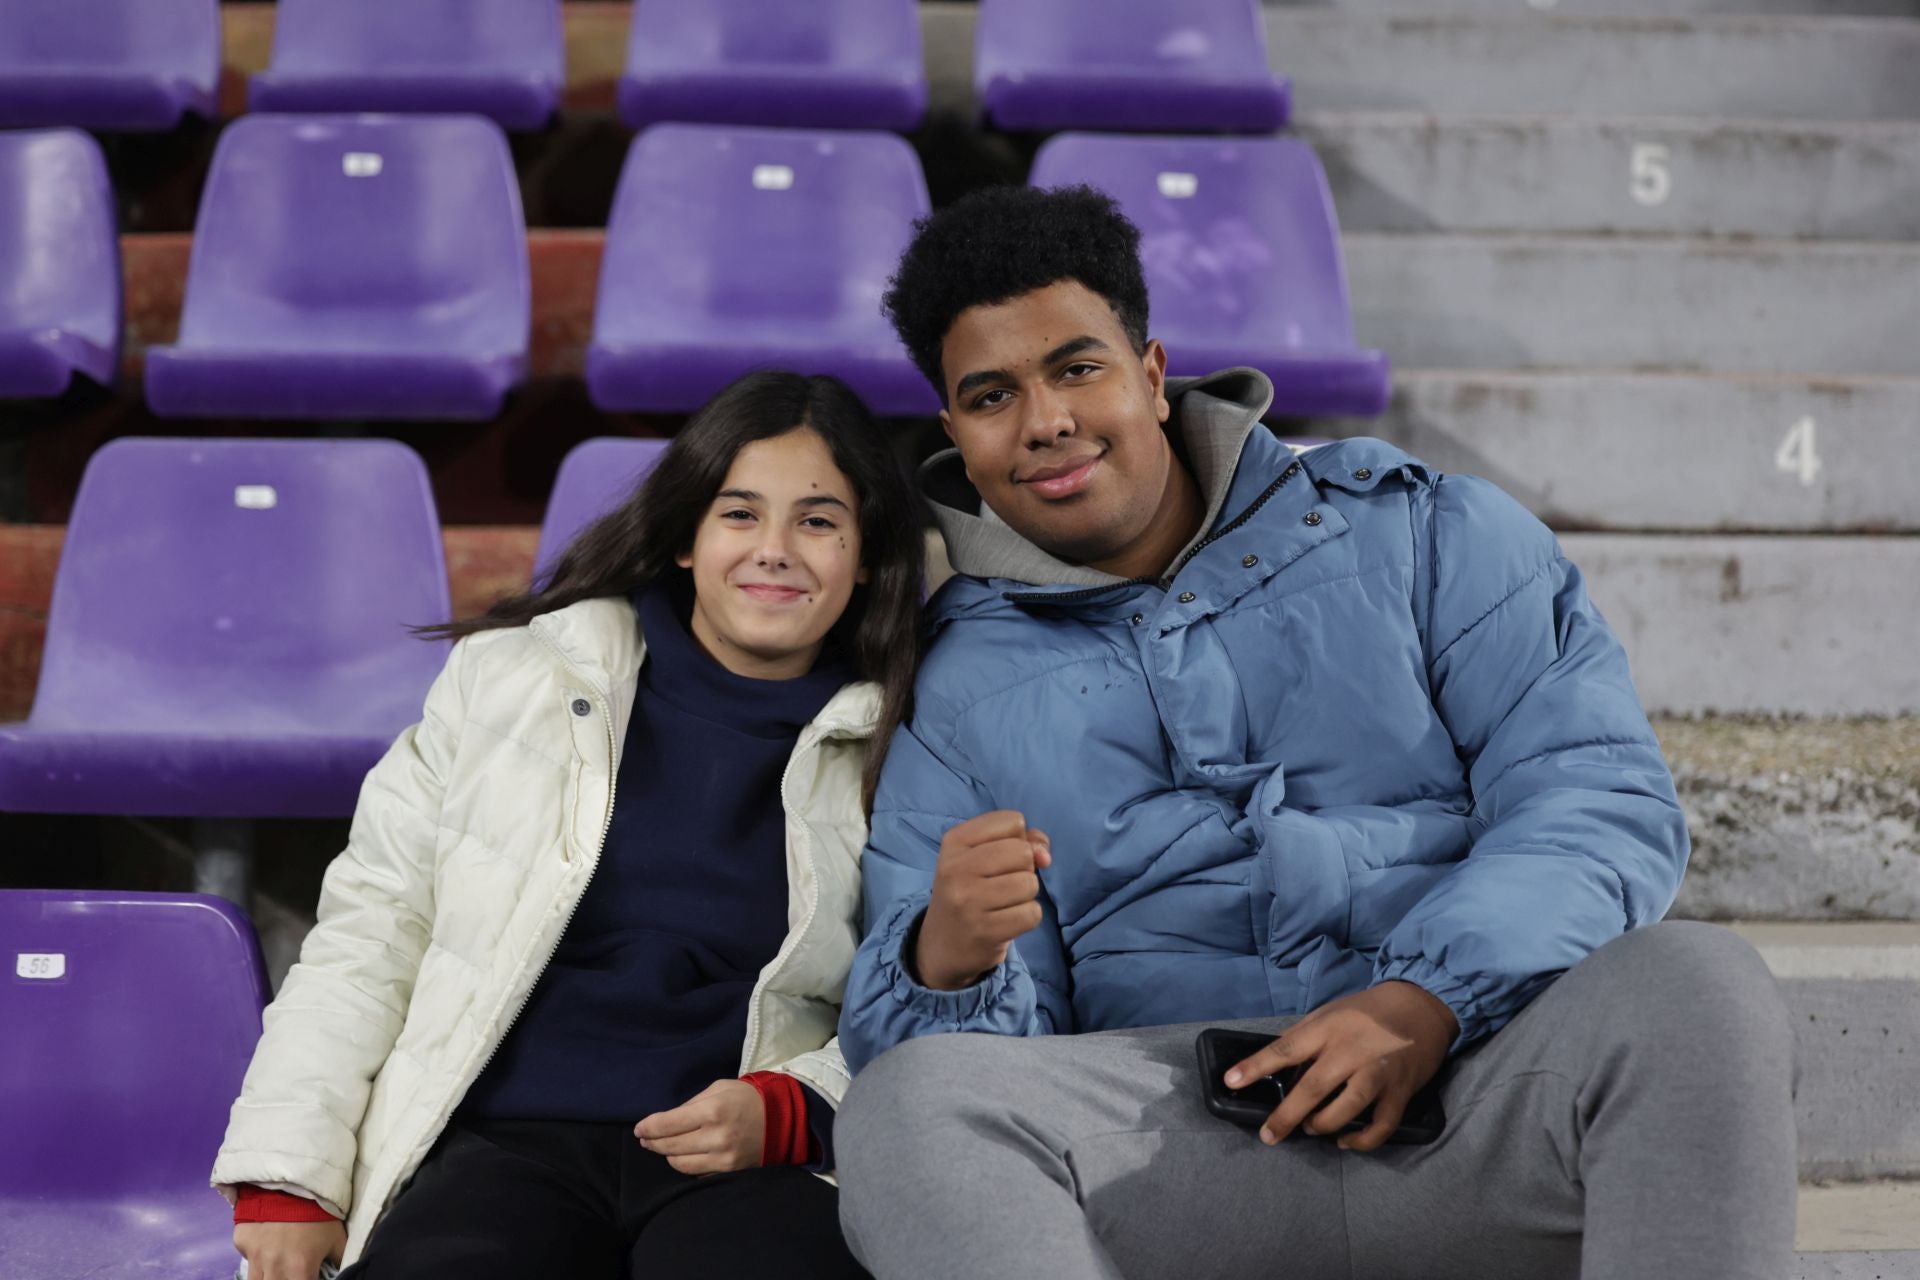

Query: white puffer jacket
<box><xmin>210</xmin><ymin>597</ymin><xmax>880</xmax><ymax>1263</ymax></box>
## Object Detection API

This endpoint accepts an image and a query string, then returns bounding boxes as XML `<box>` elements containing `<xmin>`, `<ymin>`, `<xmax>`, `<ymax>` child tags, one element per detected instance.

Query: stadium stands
<box><xmin>535</xmin><ymin>437</ymin><xmax>670</xmax><ymax>582</ymax></box>
<box><xmin>248</xmin><ymin>0</ymin><xmax>565</xmax><ymax>130</ymax></box>
<box><xmin>1031</xmin><ymin>132</ymin><xmax>1390</xmax><ymax>418</ymax></box>
<box><xmin>618</xmin><ymin>0</ymin><xmax>927</xmax><ymax>131</ymax></box>
<box><xmin>973</xmin><ymin>0</ymin><xmax>1290</xmax><ymax>132</ymax></box>
<box><xmin>0</xmin><ymin>129</ymin><xmax>120</xmax><ymax>398</ymax></box>
<box><xmin>0</xmin><ymin>437</ymin><xmax>450</xmax><ymax>820</ymax></box>
<box><xmin>144</xmin><ymin>114</ymin><xmax>531</xmax><ymax>420</ymax></box>
<box><xmin>586</xmin><ymin>123</ymin><xmax>937</xmax><ymax>415</ymax></box>
<box><xmin>0</xmin><ymin>890</ymin><xmax>267</xmax><ymax>1280</ymax></box>
<box><xmin>0</xmin><ymin>0</ymin><xmax>221</xmax><ymax>131</ymax></box>
<box><xmin>2</xmin><ymin>3</ymin><xmax>1918</xmax><ymax>1271</ymax></box>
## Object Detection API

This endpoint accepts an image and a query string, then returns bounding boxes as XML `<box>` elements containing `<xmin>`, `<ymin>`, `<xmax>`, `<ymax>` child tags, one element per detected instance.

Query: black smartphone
<box><xmin>1195</xmin><ymin>1027</ymin><xmax>1446</xmax><ymax>1146</ymax></box>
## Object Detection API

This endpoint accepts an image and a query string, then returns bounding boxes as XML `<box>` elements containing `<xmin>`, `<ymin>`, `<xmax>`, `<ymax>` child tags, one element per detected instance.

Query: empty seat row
<box><xmin>0</xmin><ymin>0</ymin><xmax>1284</xmax><ymax>135</ymax></box>
<box><xmin>1</xmin><ymin>117</ymin><xmax>938</xmax><ymax>417</ymax></box>
<box><xmin>3</xmin><ymin>116</ymin><xmax>1383</xmax><ymax>420</ymax></box>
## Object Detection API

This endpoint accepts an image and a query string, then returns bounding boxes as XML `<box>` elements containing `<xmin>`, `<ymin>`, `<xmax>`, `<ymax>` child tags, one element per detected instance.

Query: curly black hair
<box><xmin>882</xmin><ymin>184</ymin><xmax>1150</xmax><ymax>402</ymax></box>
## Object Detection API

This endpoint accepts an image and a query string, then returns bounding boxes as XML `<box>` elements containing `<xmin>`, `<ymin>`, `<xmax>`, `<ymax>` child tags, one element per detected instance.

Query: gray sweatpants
<box><xmin>835</xmin><ymin>922</ymin><xmax>1798</xmax><ymax>1280</ymax></box>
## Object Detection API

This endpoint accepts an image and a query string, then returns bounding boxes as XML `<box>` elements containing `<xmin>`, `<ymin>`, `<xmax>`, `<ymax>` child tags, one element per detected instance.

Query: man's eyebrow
<box><xmin>953</xmin><ymin>366</ymin><xmax>1013</xmax><ymax>402</ymax></box>
<box><xmin>950</xmin><ymin>336</ymin><xmax>1112</xmax><ymax>403</ymax></box>
<box><xmin>1043</xmin><ymin>335</ymin><xmax>1109</xmax><ymax>366</ymax></box>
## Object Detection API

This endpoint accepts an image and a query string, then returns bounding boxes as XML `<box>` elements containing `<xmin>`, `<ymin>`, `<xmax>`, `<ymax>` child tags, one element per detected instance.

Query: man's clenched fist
<box><xmin>913</xmin><ymin>810</ymin><xmax>1051</xmax><ymax>991</ymax></box>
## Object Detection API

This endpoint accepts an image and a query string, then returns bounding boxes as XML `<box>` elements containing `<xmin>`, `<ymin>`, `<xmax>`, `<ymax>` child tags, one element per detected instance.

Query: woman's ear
<box><xmin>856</xmin><ymin>563</ymin><xmax>872</xmax><ymax>586</ymax></box>
<box><xmin>675</xmin><ymin>549</ymin><xmax>693</xmax><ymax>570</ymax></box>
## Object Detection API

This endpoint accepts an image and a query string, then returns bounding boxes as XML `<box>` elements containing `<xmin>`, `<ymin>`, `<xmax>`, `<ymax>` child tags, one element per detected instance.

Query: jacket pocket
<box><xmin>1252</xmin><ymin>795</ymin><xmax>1356</xmax><ymax>967</ymax></box>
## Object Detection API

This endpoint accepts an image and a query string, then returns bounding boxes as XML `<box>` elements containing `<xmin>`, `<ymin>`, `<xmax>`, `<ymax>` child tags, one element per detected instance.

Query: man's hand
<box><xmin>635</xmin><ymin>1079</ymin><xmax>765</xmax><ymax>1174</ymax></box>
<box><xmin>1223</xmin><ymin>980</ymin><xmax>1459</xmax><ymax>1153</ymax></box>
<box><xmin>233</xmin><ymin>1220</ymin><xmax>345</xmax><ymax>1280</ymax></box>
<box><xmin>915</xmin><ymin>810</ymin><xmax>1051</xmax><ymax>991</ymax></box>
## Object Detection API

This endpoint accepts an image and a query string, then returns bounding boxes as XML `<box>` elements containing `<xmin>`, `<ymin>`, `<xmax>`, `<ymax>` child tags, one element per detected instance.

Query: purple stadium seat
<box><xmin>249</xmin><ymin>0</ymin><xmax>564</xmax><ymax>131</ymax></box>
<box><xmin>0</xmin><ymin>437</ymin><xmax>450</xmax><ymax>818</ymax></box>
<box><xmin>1031</xmin><ymin>133</ymin><xmax>1389</xmax><ymax>418</ymax></box>
<box><xmin>535</xmin><ymin>437</ymin><xmax>670</xmax><ymax>582</ymax></box>
<box><xmin>0</xmin><ymin>890</ymin><xmax>267</xmax><ymax>1280</ymax></box>
<box><xmin>0</xmin><ymin>130</ymin><xmax>121</xmax><ymax>398</ymax></box>
<box><xmin>144</xmin><ymin>115</ymin><xmax>530</xmax><ymax>421</ymax></box>
<box><xmin>587</xmin><ymin>124</ymin><xmax>937</xmax><ymax>416</ymax></box>
<box><xmin>619</xmin><ymin>0</ymin><xmax>927</xmax><ymax>131</ymax></box>
<box><xmin>975</xmin><ymin>0</ymin><xmax>1289</xmax><ymax>133</ymax></box>
<box><xmin>0</xmin><ymin>0</ymin><xmax>220</xmax><ymax>131</ymax></box>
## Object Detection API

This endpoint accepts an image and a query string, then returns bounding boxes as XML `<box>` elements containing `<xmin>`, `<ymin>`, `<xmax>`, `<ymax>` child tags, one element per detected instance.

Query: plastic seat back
<box><xmin>1032</xmin><ymin>133</ymin><xmax>1388</xmax><ymax>416</ymax></box>
<box><xmin>27</xmin><ymin>437</ymin><xmax>450</xmax><ymax>737</ymax></box>
<box><xmin>0</xmin><ymin>890</ymin><xmax>267</xmax><ymax>1198</ymax></box>
<box><xmin>587</xmin><ymin>124</ymin><xmax>933</xmax><ymax>414</ymax></box>
<box><xmin>0</xmin><ymin>129</ymin><xmax>120</xmax><ymax>397</ymax></box>
<box><xmin>620</xmin><ymin>0</ymin><xmax>926</xmax><ymax>130</ymax></box>
<box><xmin>251</xmin><ymin>0</ymin><xmax>564</xmax><ymax>130</ymax></box>
<box><xmin>171</xmin><ymin>115</ymin><xmax>527</xmax><ymax>359</ymax></box>
<box><xmin>0</xmin><ymin>0</ymin><xmax>220</xmax><ymax>130</ymax></box>
<box><xmin>976</xmin><ymin>0</ymin><xmax>1287</xmax><ymax>132</ymax></box>
<box><xmin>535</xmin><ymin>438</ymin><xmax>671</xmax><ymax>582</ymax></box>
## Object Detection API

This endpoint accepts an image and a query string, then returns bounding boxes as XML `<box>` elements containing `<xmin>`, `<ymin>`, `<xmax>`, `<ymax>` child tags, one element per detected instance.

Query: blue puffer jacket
<box><xmin>840</xmin><ymin>370</ymin><xmax>1687</xmax><ymax>1072</ymax></box>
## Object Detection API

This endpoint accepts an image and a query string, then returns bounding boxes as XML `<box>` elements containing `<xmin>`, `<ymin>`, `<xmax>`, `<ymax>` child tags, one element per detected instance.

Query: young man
<box><xmin>833</xmin><ymin>185</ymin><xmax>1796</xmax><ymax>1279</ymax></box>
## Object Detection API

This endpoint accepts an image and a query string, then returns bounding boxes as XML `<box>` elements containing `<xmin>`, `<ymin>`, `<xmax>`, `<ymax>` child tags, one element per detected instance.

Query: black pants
<box><xmin>339</xmin><ymin>1119</ymin><xmax>869</xmax><ymax>1279</ymax></box>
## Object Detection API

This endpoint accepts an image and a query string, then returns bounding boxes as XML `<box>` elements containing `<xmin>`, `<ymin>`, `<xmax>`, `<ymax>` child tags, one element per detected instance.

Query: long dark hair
<box><xmin>421</xmin><ymin>371</ymin><xmax>927</xmax><ymax>812</ymax></box>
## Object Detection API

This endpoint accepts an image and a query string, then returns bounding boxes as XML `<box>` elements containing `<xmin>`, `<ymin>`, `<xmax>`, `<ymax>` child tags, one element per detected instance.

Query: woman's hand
<box><xmin>634</xmin><ymin>1079</ymin><xmax>766</xmax><ymax>1174</ymax></box>
<box><xmin>233</xmin><ymin>1220</ymin><xmax>346</xmax><ymax>1280</ymax></box>
<box><xmin>1224</xmin><ymin>980</ymin><xmax>1459</xmax><ymax>1153</ymax></box>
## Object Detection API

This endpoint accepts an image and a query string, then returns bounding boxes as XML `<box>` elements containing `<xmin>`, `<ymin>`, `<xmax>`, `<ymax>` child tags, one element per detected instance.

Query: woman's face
<box><xmin>677</xmin><ymin>427</ymin><xmax>867</xmax><ymax>680</ymax></box>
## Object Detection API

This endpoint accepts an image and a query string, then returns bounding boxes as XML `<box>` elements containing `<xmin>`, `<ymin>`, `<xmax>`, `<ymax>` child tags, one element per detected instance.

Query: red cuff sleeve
<box><xmin>741</xmin><ymin>1071</ymin><xmax>819</xmax><ymax>1167</ymax></box>
<box><xmin>234</xmin><ymin>1184</ymin><xmax>341</xmax><ymax>1224</ymax></box>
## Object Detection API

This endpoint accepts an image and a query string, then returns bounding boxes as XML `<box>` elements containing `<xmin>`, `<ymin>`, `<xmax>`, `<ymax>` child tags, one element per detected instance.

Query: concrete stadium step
<box><xmin>1796</xmin><ymin>1180</ymin><xmax>1920</xmax><ymax>1277</ymax></box>
<box><xmin>1794</xmin><ymin>1250</ymin><xmax>1920</xmax><ymax>1280</ymax></box>
<box><xmin>1321</xmin><ymin>371</ymin><xmax>1920</xmax><ymax>533</ymax></box>
<box><xmin>1732</xmin><ymin>924</ymin><xmax>1920</xmax><ymax>1181</ymax></box>
<box><xmin>1344</xmin><ymin>233</ymin><xmax>1920</xmax><ymax>376</ymax></box>
<box><xmin>1268</xmin><ymin>0</ymin><xmax>1920</xmax><ymax>15</ymax></box>
<box><xmin>1559</xmin><ymin>534</ymin><xmax>1920</xmax><ymax>716</ymax></box>
<box><xmin>1267</xmin><ymin>13</ymin><xmax>1920</xmax><ymax>120</ymax></box>
<box><xmin>1658</xmin><ymin>717</ymin><xmax>1920</xmax><ymax>924</ymax></box>
<box><xmin>1300</xmin><ymin>112</ymin><xmax>1920</xmax><ymax>240</ymax></box>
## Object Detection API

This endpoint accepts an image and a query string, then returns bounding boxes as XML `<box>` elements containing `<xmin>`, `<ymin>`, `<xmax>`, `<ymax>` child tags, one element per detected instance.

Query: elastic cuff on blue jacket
<box><xmin>875</xmin><ymin>895</ymin><xmax>1021</xmax><ymax>1027</ymax></box>
<box><xmin>1373</xmin><ymin>954</ymin><xmax>1492</xmax><ymax>1054</ymax></box>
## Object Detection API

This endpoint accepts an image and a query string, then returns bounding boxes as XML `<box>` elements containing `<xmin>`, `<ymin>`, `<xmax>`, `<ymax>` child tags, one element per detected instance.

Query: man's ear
<box><xmin>938</xmin><ymin>406</ymin><xmax>955</xmax><ymax>444</ymax></box>
<box><xmin>1143</xmin><ymin>339</ymin><xmax>1171</xmax><ymax>424</ymax></box>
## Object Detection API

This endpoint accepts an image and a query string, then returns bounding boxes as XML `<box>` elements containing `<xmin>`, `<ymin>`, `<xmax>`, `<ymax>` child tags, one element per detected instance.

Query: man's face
<box><xmin>938</xmin><ymin>280</ymin><xmax>1173</xmax><ymax>570</ymax></box>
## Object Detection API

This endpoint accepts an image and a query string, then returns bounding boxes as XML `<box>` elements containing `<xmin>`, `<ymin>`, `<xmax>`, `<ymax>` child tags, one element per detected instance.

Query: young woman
<box><xmin>213</xmin><ymin>371</ymin><xmax>925</xmax><ymax>1280</ymax></box>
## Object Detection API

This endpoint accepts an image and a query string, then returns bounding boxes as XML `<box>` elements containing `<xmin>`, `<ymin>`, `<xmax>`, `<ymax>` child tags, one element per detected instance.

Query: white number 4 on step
<box><xmin>1775</xmin><ymin>417</ymin><xmax>1822</xmax><ymax>486</ymax></box>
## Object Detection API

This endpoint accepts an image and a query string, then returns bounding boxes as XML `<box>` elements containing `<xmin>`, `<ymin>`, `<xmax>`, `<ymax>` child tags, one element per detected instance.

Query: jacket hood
<box><xmin>919</xmin><ymin>367</ymin><xmax>1276</xmax><ymax>594</ymax></box>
